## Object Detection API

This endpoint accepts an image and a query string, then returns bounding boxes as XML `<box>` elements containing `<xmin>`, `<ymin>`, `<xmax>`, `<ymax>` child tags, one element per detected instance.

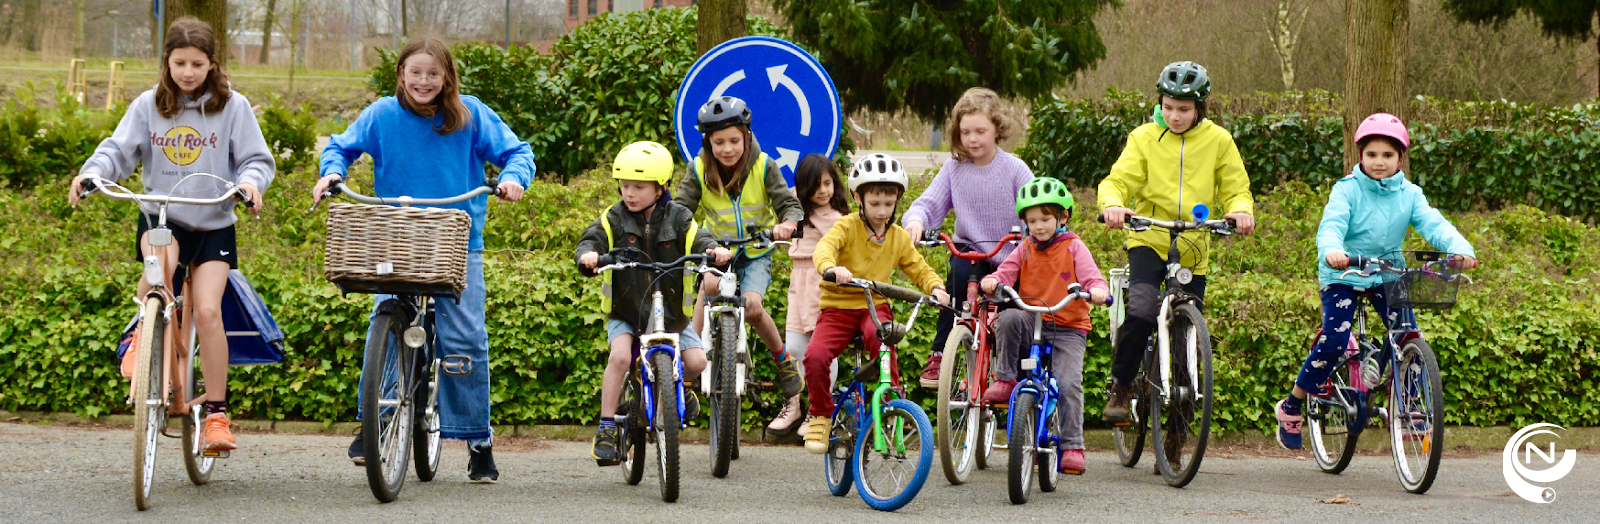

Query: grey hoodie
<box><xmin>80</xmin><ymin>88</ymin><xmax>276</xmax><ymax>231</ymax></box>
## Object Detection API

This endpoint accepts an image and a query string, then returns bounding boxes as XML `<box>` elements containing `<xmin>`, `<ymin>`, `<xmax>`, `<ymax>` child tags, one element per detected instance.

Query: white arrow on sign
<box><xmin>766</xmin><ymin>64</ymin><xmax>811</xmax><ymax>136</ymax></box>
<box><xmin>710</xmin><ymin>69</ymin><xmax>746</xmax><ymax>100</ymax></box>
<box><xmin>775</xmin><ymin>147</ymin><xmax>801</xmax><ymax>173</ymax></box>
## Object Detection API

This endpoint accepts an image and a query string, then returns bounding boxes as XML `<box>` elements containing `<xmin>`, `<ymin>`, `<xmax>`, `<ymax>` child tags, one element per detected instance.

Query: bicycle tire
<box><xmin>709</xmin><ymin>313</ymin><xmax>739</xmax><ymax>478</ymax></box>
<box><xmin>1390</xmin><ymin>337</ymin><xmax>1444</xmax><ymax>494</ymax></box>
<box><xmin>413</xmin><ymin>355</ymin><xmax>442</xmax><ymax>482</ymax></box>
<box><xmin>1306</xmin><ymin>331</ymin><xmax>1361</xmax><ymax>475</ymax></box>
<box><xmin>976</xmin><ymin>404</ymin><xmax>998</xmax><ymax>470</ymax></box>
<box><xmin>1007</xmin><ymin>392</ymin><xmax>1039</xmax><ymax>504</ymax></box>
<box><xmin>620</xmin><ymin>363</ymin><xmax>647</xmax><ymax>485</ymax></box>
<box><xmin>854</xmin><ymin>398</ymin><xmax>933</xmax><ymax>512</ymax></box>
<box><xmin>180</xmin><ymin>322</ymin><xmax>215</xmax><ymax>486</ymax></box>
<box><xmin>825</xmin><ymin>393</ymin><xmax>858</xmax><ymax>497</ymax></box>
<box><xmin>132</xmin><ymin>296</ymin><xmax>166</xmax><ymax>511</ymax></box>
<box><xmin>1038</xmin><ymin>401</ymin><xmax>1061</xmax><ymax>494</ymax></box>
<box><xmin>1114</xmin><ymin>376</ymin><xmax>1150</xmax><ymax>467</ymax></box>
<box><xmin>361</xmin><ymin>312</ymin><xmax>414</xmax><ymax>503</ymax></box>
<box><xmin>1154</xmin><ymin>302</ymin><xmax>1212</xmax><ymax>488</ymax></box>
<box><xmin>652</xmin><ymin>351</ymin><xmax>680</xmax><ymax>502</ymax></box>
<box><xmin>936</xmin><ymin>324</ymin><xmax>977</xmax><ymax>485</ymax></box>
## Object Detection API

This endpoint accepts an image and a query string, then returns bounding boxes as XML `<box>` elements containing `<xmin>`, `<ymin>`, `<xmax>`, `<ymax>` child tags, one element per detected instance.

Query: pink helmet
<box><xmin>1353</xmin><ymin>113</ymin><xmax>1410</xmax><ymax>149</ymax></box>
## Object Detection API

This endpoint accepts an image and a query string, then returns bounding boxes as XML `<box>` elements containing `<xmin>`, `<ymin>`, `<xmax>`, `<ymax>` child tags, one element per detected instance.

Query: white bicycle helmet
<box><xmin>848</xmin><ymin>153</ymin><xmax>908</xmax><ymax>193</ymax></box>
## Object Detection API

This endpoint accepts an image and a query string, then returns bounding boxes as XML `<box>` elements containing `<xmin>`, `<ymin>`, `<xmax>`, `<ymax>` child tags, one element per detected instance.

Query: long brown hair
<box><xmin>945</xmin><ymin>87</ymin><xmax>1014</xmax><ymax>163</ymax></box>
<box><xmin>794</xmin><ymin>154</ymin><xmax>851</xmax><ymax>225</ymax></box>
<box><xmin>395</xmin><ymin>37</ymin><xmax>470</xmax><ymax>135</ymax></box>
<box><xmin>155</xmin><ymin>18</ymin><xmax>230</xmax><ymax>118</ymax></box>
<box><xmin>696</xmin><ymin>125</ymin><xmax>757</xmax><ymax>195</ymax></box>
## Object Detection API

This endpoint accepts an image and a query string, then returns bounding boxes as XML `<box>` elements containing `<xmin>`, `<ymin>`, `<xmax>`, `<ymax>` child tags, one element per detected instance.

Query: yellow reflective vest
<box><xmin>693</xmin><ymin>153</ymin><xmax>778</xmax><ymax>257</ymax></box>
<box><xmin>599</xmin><ymin>211</ymin><xmax>699</xmax><ymax>317</ymax></box>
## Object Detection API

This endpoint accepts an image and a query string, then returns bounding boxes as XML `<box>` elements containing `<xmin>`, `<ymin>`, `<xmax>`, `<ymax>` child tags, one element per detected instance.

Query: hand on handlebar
<box><xmin>980</xmin><ymin>277</ymin><xmax>998</xmax><ymax>295</ymax></box>
<box><xmin>770</xmin><ymin>221</ymin><xmax>797</xmax><ymax>241</ymax></box>
<box><xmin>1452</xmin><ymin>254</ymin><xmax>1478</xmax><ymax>270</ymax></box>
<box><xmin>579</xmin><ymin>251</ymin><xmax>600</xmax><ymax>270</ymax></box>
<box><xmin>905</xmin><ymin>221</ymin><xmax>925</xmax><ymax>243</ymax></box>
<box><xmin>823</xmin><ymin>266</ymin><xmax>854</xmax><ymax>284</ymax></box>
<box><xmin>1089</xmin><ymin>286</ymin><xmax>1109</xmax><ymax>305</ymax></box>
<box><xmin>1224</xmin><ymin>212</ymin><xmax>1255</xmax><ymax>235</ymax></box>
<box><xmin>709</xmin><ymin>247</ymin><xmax>733</xmax><ymax>265</ymax></box>
<box><xmin>1100</xmin><ymin>206</ymin><xmax>1133</xmax><ymax>230</ymax></box>
<box><xmin>930</xmin><ymin>287</ymin><xmax>950</xmax><ymax>308</ymax></box>
<box><xmin>311</xmin><ymin>174</ymin><xmax>343</xmax><ymax>206</ymax></box>
<box><xmin>1326</xmin><ymin>250</ymin><xmax>1350</xmax><ymax>270</ymax></box>
<box><xmin>68</xmin><ymin>173</ymin><xmax>98</xmax><ymax>207</ymax></box>
<box><xmin>496</xmin><ymin>180</ymin><xmax>524</xmax><ymax>202</ymax></box>
<box><xmin>237</xmin><ymin>183</ymin><xmax>263</xmax><ymax>214</ymax></box>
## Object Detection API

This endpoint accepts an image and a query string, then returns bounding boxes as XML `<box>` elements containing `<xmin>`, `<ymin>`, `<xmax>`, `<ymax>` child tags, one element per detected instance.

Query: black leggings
<box><xmin>929</xmin><ymin>249</ymin><xmax>997</xmax><ymax>355</ymax></box>
<box><xmin>1111</xmin><ymin>247</ymin><xmax>1207</xmax><ymax>386</ymax></box>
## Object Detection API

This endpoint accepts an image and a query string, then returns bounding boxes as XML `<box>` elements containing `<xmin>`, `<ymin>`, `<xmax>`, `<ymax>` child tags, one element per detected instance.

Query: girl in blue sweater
<box><xmin>312</xmin><ymin>37</ymin><xmax>534</xmax><ymax>482</ymax></box>
<box><xmin>1274</xmin><ymin>114</ymin><xmax>1476</xmax><ymax>450</ymax></box>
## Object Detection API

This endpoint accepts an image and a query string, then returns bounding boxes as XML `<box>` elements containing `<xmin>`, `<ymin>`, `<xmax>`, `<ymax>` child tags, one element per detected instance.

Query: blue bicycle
<box><xmin>993</xmin><ymin>283</ymin><xmax>1107</xmax><ymax>504</ymax></box>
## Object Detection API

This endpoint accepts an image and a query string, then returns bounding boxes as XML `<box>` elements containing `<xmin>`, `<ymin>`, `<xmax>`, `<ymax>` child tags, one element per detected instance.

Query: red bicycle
<box><xmin>919</xmin><ymin>229</ymin><xmax>1024</xmax><ymax>485</ymax></box>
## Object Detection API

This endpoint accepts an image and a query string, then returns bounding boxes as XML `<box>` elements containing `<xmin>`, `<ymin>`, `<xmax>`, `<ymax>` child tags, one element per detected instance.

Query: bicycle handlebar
<box><xmin>821</xmin><ymin>270</ymin><xmax>938</xmax><ymax>306</ymax></box>
<box><xmin>714</xmin><ymin>226</ymin><xmax>794</xmax><ymax>250</ymax></box>
<box><xmin>594</xmin><ymin>251</ymin><xmax>714</xmax><ymax>274</ymax></box>
<box><xmin>1096</xmin><ymin>212</ymin><xmax>1237</xmax><ymax>235</ymax></box>
<box><xmin>918</xmin><ymin>229</ymin><xmax>1025</xmax><ymax>261</ymax></box>
<box><xmin>312</xmin><ymin>178</ymin><xmax>503</xmax><ymax>211</ymax></box>
<box><xmin>1341</xmin><ymin>254</ymin><xmax>1472</xmax><ymax>282</ymax></box>
<box><xmin>80</xmin><ymin>176</ymin><xmax>253</xmax><ymax>209</ymax></box>
<box><xmin>994</xmin><ymin>282</ymin><xmax>1113</xmax><ymax>313</ymax></box>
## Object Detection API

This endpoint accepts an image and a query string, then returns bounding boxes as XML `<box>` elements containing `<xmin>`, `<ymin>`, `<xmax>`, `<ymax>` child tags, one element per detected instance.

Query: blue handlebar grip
<box><xmin>1106</xmin><ymin>295</ymin><xmax>1115</xmax><ymax>307</ymax></box>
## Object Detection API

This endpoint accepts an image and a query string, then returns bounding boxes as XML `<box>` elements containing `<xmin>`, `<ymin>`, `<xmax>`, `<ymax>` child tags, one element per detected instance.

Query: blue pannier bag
<box><xmin>114</xmin><ymin>270</ymin><xmax>286</xmax><ymax>365</ymax></box>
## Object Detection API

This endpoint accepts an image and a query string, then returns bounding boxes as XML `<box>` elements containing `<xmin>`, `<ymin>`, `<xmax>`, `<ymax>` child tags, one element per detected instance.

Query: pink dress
<box><xmin>785</xmin><ymin>207</ymin><xmax>844</xmax><ymax>334</ymax></box>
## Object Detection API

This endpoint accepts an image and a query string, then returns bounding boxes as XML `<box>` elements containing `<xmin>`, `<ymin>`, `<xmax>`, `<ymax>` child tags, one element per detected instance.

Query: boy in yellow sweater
<box><xmin>801</xmin><ymin>153</ymin><xmax>950</xmax><ymax>453</ymax></box>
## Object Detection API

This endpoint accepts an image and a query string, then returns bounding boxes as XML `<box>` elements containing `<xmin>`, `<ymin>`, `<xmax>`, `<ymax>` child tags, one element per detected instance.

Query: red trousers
<box><xmin>805</xmin><ymin>304</ymin><xmax>897</xmax><ymax>417</ymax></box>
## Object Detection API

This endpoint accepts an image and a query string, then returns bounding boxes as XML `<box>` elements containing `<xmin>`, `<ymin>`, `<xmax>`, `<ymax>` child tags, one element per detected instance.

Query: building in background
<box><xmin>566</xmin><ymin>0</ymin><xmax>694</xmax><ymax>32</ymax></box>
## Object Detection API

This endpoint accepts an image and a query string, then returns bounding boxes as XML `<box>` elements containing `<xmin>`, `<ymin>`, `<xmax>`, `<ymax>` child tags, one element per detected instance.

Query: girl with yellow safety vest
<box><xmin>674</xmin><ymin>96</ymin><xmax>808</xmax><ymax>419</ymax></box>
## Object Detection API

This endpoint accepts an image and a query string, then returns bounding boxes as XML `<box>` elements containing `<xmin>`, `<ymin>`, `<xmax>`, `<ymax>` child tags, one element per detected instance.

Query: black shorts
<box><xmin>133</xmin><ymin>215</ymin><xmax>239</xmax><ymax>278</ymax></box>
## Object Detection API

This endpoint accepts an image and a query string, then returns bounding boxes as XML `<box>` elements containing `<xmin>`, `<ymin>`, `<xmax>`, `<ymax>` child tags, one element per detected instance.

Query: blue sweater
<box><xmin>1315</xmin><ymin>167</ymin><xmax>1474</xmax><ymax>288</ymax></box>
<box><xmin>320</xmin><ymin>95</ymin><xmax>536</xmax><ymax>250</ymax></box>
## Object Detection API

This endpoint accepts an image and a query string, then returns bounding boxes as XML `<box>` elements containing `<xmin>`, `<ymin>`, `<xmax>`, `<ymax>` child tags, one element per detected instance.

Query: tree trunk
<box><xmin>168</xmin><ymin>0</ymin><xmax>231</xmax><ymax>65</ymax></box>
<box><xmin>260</xmin><ymin>0</ymin><xmax>277</xmax><ymax>64</ymax></box>
<box><xmin>74</xmin><ymin>0</ymin><xmax>85</xmax><ymax>57</ymax></box>
<box><xmin>288</xmin><ymin>0</ymin><xmax>302</xmax><ymax>91</ymax></box>
<box><xmin>21</xmin><ymin>0</ymin><xmax>41</xmax><ymax>51</ymax></box>
<box><xmin>696</xmin><ymin>0</ymin><xmax>747</xmax><ymax>57</ymax></box>
<box><xmin>1342</xmin><ymin>0</ymin><xmax>1409</xmax><ymax>173</ymax></box>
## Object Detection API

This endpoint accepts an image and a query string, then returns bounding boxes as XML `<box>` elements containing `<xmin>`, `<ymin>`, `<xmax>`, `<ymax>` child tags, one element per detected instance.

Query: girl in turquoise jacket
<box><xmin>1274</xmin><ymin>113</ymin><xmax>1477</xmax><ymax>450</ymax></box>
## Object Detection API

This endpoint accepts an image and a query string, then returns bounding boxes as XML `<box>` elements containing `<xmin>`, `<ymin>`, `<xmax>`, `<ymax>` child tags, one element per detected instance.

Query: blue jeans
<box><xmin>358</xmin><ymin>251</ymin><xmax>491</xmax><ymax>441</ymax></box>
<box><xmin>733</xmin><ymin>253</ymin><xmax>774</xmax><ymax>295</ymax></box>
<box><xmin>1295</xmin><ymin>283</ymin><xmax>1416</xmax><ymax>394</ymax></box>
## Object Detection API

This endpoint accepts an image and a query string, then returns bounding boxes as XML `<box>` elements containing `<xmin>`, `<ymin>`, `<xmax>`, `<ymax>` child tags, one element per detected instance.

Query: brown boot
<box><xmin>1102</xmin><ymin>383</ymin><xmax>1133</xmax><ymax>425</ymax></box>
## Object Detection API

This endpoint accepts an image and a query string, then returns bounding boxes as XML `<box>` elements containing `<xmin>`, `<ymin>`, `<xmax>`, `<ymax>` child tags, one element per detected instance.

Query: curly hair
<box><xmin>945</xmin><ymin>87</ymin><xmax>1014</xmax><ymax>163</ymax></box>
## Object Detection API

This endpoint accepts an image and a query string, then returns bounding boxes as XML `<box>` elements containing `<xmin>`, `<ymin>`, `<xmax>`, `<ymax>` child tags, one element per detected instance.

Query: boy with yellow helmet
<box><xmin>577</xmin><ymin>141</ymin><xmax>732</xmax><ymax>465</ymax></box>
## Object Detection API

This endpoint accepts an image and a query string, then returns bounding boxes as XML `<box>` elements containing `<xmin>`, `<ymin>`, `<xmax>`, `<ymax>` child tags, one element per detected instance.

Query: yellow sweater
<box><xmin>813</xmin><ymin>214</ymin><xmax>945</xmax><ymax>310</ymax></box>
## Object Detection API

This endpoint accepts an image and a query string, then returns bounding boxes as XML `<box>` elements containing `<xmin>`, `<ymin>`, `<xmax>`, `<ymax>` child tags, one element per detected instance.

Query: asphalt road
<box><xmin>1</xmin><ymin>422</ymin><xmax>1594</xmax><ymax>523</ymax></box>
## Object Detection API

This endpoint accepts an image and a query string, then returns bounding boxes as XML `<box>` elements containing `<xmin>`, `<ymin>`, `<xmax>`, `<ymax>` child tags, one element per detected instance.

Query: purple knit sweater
<box><xmin>901</xmin><ymin>150</ymin><xmax>1036</xmax><ymax>264</ymax></box>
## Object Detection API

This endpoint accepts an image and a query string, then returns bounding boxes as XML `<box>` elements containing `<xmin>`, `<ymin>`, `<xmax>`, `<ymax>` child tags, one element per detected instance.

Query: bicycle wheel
<box><xmin>619</xmin><ymin>362</ymin><xmax>647</xmax><ymax>485</ymax></box>
<box><xmin>361</xmin><ymin>311</ymin><xmax>414</xmax><ymax>503</ymax></box>
<box><xmin>1038</xmin><ymin>401</ymin><xmax>1061</xmax><ymax>494</ymax></box>
<box><xmin>825</xmin><ymin>393</ymin><xmax>858</xmax><ymax>497</ymax></box>
<box><xmin>131</xmin><ymin>296</ymin><xmax>166</xmax><ymax>511</ymax></box>
<box><xmin>1007</xmin><ymin>391</ymin><xmax>1040</xmax><ymax>504</ymax></box>
<box><xmin>709</xmin><ymin>313</ymin><xmax>739</xmax><ymax>478</ymax></box>
<box><xmin>976</xmin><ymin>405</ymin><xmax>998</xmax><ymax>470</ymax></box>
<box><xmin>1154</xmin><ymin>302</ymin><xmax>1212</xmax><ymax>488</ymax></box>
<box><xmin>651</xmin><ymin>351</ymin><xmax>680</xmax><ymax>503</ymax></box>
<box><xmin>1114</xmin><ymin>376</ymin><xmax>1149</xmax><ymax>467</ymax></box>
<box><xmin>1389</xmin><ymin>337</ymin><xmax>1444</xmax><ymax>494</ymax></box>
<box><xmin>1306</xmin><ymin>333</ymin><xmax>1362</xmax><ymax>474</ymax></box>
<box><xmin>180</xmin><ymin>325</ymin><xmax>215</xmax><ymax>486</ymax></box>
<box><xmin>936</xmin><ymin>324</ymin><xmax>977</xmax><ymax>485</ymax></box>
<box><xmin>854</xmin><ymin>398</ymin><xmax>933</xmax><ymax>512</ymax></box>
<box><xmin>413</xmin><ymin>355</ymin><xmax>442</xmax><ymax>482</ymax></box>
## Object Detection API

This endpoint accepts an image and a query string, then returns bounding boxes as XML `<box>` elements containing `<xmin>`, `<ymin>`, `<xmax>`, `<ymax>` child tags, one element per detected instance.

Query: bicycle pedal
<box><xmin>1111</xmin><ymin>421</ymin><xmax>1132</xmax><ymax>428</ymax></box>
<box><xmin>202</xmin><ymin>450</ymin><xmax>230</xmax><ymax>458</ymax></box>
<box><xmin>441</xmin><ymin>354</ymin><xmax>473</xmax><ymax>376</ymax></box>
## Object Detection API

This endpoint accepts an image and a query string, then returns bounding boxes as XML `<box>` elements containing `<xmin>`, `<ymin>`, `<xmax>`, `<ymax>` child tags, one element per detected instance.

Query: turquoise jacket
<box><xmin>1316</xmin><ymin>167</ymin><xmax>1475</xmax><ymax>289</ymax></box>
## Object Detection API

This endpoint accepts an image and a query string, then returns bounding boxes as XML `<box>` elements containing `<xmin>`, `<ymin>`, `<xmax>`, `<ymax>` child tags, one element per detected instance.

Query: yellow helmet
<box><xmin>611</xmin><ymin>141</ymin><xmax>675</xmax><ymax>185</ymax></box>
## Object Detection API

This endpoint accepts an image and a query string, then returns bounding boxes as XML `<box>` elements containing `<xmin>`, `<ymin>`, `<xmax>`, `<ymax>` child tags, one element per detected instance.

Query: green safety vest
<box><xmin>694</xmin><ymin>153</ymin><xmax>777</xmax><ymax>258</ymax></box>
<box><xmin>599</xmin><ymin>211</ymin><xmax>699</xmax><ymax>317</ymax></box>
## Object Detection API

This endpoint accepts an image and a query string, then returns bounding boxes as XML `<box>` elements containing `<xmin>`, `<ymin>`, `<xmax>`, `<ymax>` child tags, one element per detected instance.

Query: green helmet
<box><xmin>1015</xmin><ymin>177</ymin><xmax>1074</xmax><ymax>218</ymax></box>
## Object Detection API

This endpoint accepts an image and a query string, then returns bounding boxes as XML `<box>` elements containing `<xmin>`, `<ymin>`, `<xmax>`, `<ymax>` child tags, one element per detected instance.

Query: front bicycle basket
<box><xmin>324</xmin><ymin>203</ymin><xmax>471</xmax><ymax>297</ymax></box>
<box><xmin>1381</xmin><ymin>252</ymin><xmax>1462</xmax><ymax>310</ymax></box>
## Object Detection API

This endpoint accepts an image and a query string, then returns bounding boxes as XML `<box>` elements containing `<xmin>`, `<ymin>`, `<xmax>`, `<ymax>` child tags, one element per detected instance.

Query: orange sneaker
<box><xmin>201</xmin><ymin>413</ymin><xmax>238</xmax><ymax>451</ymax></box>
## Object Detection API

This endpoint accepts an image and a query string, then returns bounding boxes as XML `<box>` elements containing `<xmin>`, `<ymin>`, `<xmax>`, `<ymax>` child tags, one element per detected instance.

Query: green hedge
<box><xmin>3</xmin><ymin>161</ymin><xmax>1597</xmax><ymax>433</ymax></box>
<box><xmin>1019</xmin><ymin>89</ymin><xmax>1600</xmax><ymax>222</ymax></box>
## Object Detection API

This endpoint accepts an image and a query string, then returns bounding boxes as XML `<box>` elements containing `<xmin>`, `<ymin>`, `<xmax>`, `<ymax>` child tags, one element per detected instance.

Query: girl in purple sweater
<box><xmin>902</xmin><ymin>87</ymin><xmax>1035</xmax><ymax>387</ymax></box>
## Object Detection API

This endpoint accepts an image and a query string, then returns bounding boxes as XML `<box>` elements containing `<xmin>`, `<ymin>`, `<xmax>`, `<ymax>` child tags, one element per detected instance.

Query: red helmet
<box><xmin>1353</xmin><ymin>113</ymin><xmax>1410</xmax><ymax>149</ymax></box>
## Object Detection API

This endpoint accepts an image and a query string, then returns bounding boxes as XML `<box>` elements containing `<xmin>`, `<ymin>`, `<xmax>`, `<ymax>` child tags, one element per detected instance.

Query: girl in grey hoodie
<box><xmin>68</xmin><ymin>18</ymin><xmax>275</xmax><ymax>452</ymax></box>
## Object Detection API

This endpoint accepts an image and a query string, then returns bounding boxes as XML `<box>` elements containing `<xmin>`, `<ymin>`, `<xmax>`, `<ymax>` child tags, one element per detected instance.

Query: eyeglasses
<box><xmin>405</xmin><ymin>70</ymin><xmax>442</xmax><ymax>82</ymax></box>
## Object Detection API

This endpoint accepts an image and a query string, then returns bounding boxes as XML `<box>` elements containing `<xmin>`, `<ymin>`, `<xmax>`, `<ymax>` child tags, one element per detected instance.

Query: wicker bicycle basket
<box><xmin>324</xmin><ymin>203</ymin><xmax>471</xmax><ymax>296</ymax></box>
<box><xmin>1381</xmin><ymin>263</ymin><xmax>1463</xmax><ymax>310</ymax></box>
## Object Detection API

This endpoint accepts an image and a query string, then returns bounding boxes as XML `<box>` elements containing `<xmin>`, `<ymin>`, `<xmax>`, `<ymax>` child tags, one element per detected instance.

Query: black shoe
<box><xmin>683</xmin><ymin>391</ymin><xmax>701</xmax><ymax>421</ymax></box>
<box><xmin>592</xmin><ymin>426</ymin><xmax>622</xmax><ymax>466</ymax></box>
<box><xmin>776</xmin><ymin>355</ymin><xmax>806</xmax><ymax>398</ymax></box>
<box><xmin>348</xmin><ymin>434</ymin><xmax>365</xmax><ymax>466</ymax></box>
<box><xmin>468</xmin><ymin>442</ymin><xmax>498</xmax><ymax>483</ymax></box>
